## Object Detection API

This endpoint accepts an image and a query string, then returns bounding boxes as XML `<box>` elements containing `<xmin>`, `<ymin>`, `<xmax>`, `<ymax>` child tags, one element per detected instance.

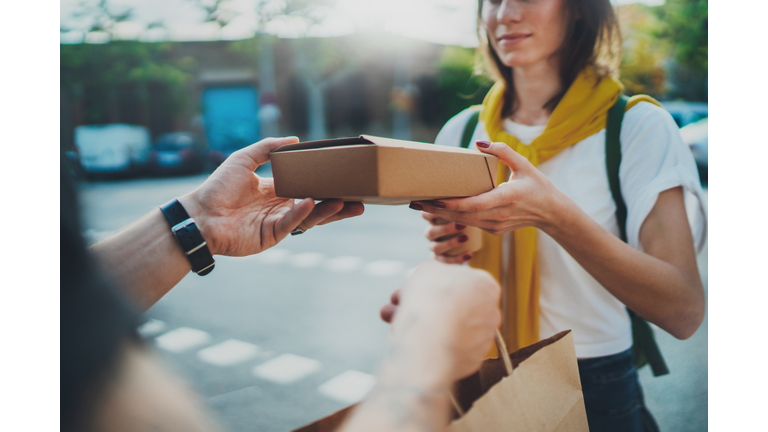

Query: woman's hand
<box><xmin>410</xmin><ymin>140</ymin><xmax>565</xmax><ymax>236</ymax></box>
<box><xmin>421</xmin><ymin>213</ymin><xmax>474</xmax><ymax>264</ymax></box>
<box><xmin>179</xmin><ymin>137</ymin><xmax>365</xmax><ymax>257</ymax></box>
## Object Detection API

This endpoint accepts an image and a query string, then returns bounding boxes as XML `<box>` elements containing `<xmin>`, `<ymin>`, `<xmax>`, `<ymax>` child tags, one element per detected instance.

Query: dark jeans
<box><xmin>578</xmin><ymin>348</ymin><xmax>660</xmax><ymax>432</ymax></box>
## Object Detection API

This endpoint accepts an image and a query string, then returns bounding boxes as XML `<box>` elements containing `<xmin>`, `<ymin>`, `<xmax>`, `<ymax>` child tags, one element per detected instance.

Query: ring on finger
<box><xmin>290</xmin><ymin>225</ymin><xmax>307</xmax><ymax>236</ymax></box>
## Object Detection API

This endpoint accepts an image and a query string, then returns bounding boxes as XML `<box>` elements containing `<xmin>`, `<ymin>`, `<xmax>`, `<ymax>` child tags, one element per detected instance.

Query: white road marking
<box><xmin>252</xmin><ymin>354</ymin><xmax>322</xmax><ymax>384</ymax></box>
<box><xmin>137</xmin><ymin>318</ymin><xmax>167</xmax><ymax>338</ymax></box>
<box><xmin>363</xmin><ymin>260</ymin><xmax>405</xmax><ymax>277</ymax></box>
<box><xmin>197</xmin><ymin>339</ymin><xmax>260</xmax><ymax>366</ymax></box>
<box><xmin>318</xmin><ymin>370</ymin><xmax>377</xmax><ymax>404</ymax></box>
<box><xmin>155</xmin><ymin>327</ymin><xmax>212</xmax><ymax>353</ymax></box>
<box><xmin>325</xmin><ymin>256</ymin><xmax>364</xmax><ymax>273</ymax></box>
<box><xmin>252</xmin><ymin>249</ymin><xmax>291</xmax><ymax>264</ymax></box>
<box><xmin>289</xmin><ymin>252</ymin><xmax>325</xmax><ymax>268</ymax></box>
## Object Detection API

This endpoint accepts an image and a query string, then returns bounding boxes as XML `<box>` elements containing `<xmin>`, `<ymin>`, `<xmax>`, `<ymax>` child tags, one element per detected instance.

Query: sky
<box><xmin>60</xmin><ymin>0</ymin><xmax>666</xmax><ymax>47</ymax></box>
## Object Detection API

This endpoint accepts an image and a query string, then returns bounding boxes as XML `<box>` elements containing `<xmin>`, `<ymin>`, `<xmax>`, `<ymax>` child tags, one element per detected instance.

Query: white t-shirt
<box><xmin>434</xmin><ymin>102</ymin><xmax>708</xmax><ymax>358</ymax></box>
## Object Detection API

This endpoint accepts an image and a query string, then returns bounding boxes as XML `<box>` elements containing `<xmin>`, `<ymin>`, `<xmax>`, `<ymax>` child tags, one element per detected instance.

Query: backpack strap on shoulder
<box><xmin>460</xmin><ymin>107</ymin><xmax>482</xmax><ymax>149</ymax></box>
<box><xmin>606</xmin><ymin>95</ymin><xmax>629</xmax><ymax>242</ymax></box>
<box><xmin>605</xmin><ymin>94</ymin><xmax>670</xmax><ymax>377</ymax></box>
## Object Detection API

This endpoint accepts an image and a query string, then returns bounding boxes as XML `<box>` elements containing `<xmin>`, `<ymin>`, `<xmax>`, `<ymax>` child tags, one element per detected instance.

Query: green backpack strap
<box><xmin>460</xmin><ymin>107</ymin><xmax>482</xmax><ymax>149</ymax></box>
<box><xmin>606</xmin><ymin>95</ymin><xmax>670</xmax><ymax>377</ymax></box>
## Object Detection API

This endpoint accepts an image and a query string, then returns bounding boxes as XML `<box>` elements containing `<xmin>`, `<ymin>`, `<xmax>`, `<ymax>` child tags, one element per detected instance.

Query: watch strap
<box><xmin>160</xmin><ymin>199</ymin><xmax>215</xmax><ymax>276</ymax></box>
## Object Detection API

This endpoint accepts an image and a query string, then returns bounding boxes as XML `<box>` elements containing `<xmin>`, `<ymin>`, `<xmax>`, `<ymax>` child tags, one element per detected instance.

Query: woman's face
<box><xmin>482</xmin><ymin>0</ymin><xmax>573</xmax><ymax>69</ymax></box>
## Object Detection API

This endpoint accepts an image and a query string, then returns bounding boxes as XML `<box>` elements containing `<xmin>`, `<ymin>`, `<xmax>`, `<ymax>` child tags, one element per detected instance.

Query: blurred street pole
<box><xmin>258</xmin><ymin>36</ymin><xmax>281</xmax><ymax>138</ymax></box>
<box><xmin>392</xmin><ymin>52</ymin><xmax>413</xmax><ymax>141</ymax></box>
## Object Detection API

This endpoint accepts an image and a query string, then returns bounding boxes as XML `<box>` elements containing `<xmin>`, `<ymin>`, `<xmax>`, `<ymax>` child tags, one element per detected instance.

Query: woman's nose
<box><xmin>497</xmin><ymin>0</ymin><xmax>523</xmax><ymax>24</ymax></box>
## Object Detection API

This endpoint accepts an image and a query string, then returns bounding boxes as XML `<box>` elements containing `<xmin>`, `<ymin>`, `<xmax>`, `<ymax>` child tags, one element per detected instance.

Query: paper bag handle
<box><xmin>494</xmin><ymin>329</ymin><xmax>514</xmax><ymax>376</ymax></box>
<box><xmin>449</xmin><ymin>329</ymin><xmax>514</xmax><ymax>417</ymax></box>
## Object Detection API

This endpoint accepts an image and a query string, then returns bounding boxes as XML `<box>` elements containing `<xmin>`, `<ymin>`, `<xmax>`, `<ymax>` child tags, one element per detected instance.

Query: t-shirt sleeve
<box><xmin>434</xmin><ymin>107</ymin><xmax>480</xmax><ymax>148</ymax></box>
<box><xmin>619</xmin><ymin>102</ymin><xmax>708</xmax><ymax>253</ymax></box>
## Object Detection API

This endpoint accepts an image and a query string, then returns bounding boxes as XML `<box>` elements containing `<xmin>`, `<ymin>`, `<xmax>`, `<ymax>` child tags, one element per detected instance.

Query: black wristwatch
<box><xmin>160</xmin><ymin>199</ymin><xmax>215</xmax><ymax>276</ymax></box>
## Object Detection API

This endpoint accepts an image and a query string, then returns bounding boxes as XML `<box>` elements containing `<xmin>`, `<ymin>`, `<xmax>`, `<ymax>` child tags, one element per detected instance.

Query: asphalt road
<box><xmin>77</xmin><ymin>172</ymin><xmax>708</xmax><ymax>432</ymax></box>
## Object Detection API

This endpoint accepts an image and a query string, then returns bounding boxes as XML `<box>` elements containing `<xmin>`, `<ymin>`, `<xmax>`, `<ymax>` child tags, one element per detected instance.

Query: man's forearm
<box><xmin>89</xmin><ymin>207</ymin><xmax>191</xmax><ymax>311</ymax></box>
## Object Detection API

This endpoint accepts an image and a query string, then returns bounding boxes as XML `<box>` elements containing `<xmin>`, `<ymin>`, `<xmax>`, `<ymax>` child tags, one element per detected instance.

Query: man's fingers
<box><xmin>316</xmin><ymin>202</ymin><xmax>365</xmax><ymax>226</ymax></box>
<box><xmin>230</xmin><ymin>137</ymin><xmax>300</xmax><ymax>172</ymax></box>
<box><xmin>274</xmin><ymin>198</ymin><xmax>315</xmax><ymax>238</ymax></box>
<box><xmin>300</xmin><ymin>199</ymin><xmax>345</xmax><ymax>229</ymax></box>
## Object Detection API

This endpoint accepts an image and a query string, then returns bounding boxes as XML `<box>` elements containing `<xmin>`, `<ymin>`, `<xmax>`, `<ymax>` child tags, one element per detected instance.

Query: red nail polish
<box><xmin>463</xmin><ymin>253</ymin><xmax>473</xmax><ymax>261</ymax></box>
<box><xmin>476</xmin><ymin>140</ymin><xmax>492</xmax><ymax>148</ymax></box>
<box><xmin>432</xmin><ymin>201</ymin><xmax>447</xmax><ymax>209</ymax></box>
<box><xmin>455</xmin><ymin>224</ymin><xmax>466</xmax><ymax>230</ymax></box>
<box><xmin>409</xmin><ymin>202</ymin><xmax>423</xmax><ymax>211</ymax></box>
<box><xmin>458</xmin><ymin>234</ymin><xmax>468</xmax><ymax>243</ymax></box>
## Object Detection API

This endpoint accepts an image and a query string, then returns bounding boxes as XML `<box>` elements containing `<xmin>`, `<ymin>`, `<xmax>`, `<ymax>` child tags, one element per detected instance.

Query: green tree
<box><xmin>653</xmin><ymin>0</ymin><xmax>708</xmax><ymax>101</ymax></box>
<box><xmin>618</xmin><ymin>4</ymin><xmax>670</xmax><ymax>98</ymax></box>
<box><xmin>60</xmin><ymin>42</ymin><xmax>197</xmax><ymax>126</ymax></box>
<box><xmin>655</xmin><ymin>0</ymin><xmax>708</xmax><ymax>74</ymax></box>
<box><xmin>435</xmin><ymin>46</ymin><xmax>493</xmax><ymax>124</ymax></box>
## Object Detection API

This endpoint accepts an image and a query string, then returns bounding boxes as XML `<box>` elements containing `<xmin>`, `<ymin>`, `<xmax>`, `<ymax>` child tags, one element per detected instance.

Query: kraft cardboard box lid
<box><xmin>270</xmin><ymin>135</ymin><xmax>486</xmax><ymax>155</ymax></box>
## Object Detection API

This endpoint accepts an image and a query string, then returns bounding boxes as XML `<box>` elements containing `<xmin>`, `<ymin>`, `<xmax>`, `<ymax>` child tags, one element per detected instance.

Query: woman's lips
<box><xmin>497</xmin><ymin>33</ymin><xmax>531</xmax><ymax>46</ymax></box>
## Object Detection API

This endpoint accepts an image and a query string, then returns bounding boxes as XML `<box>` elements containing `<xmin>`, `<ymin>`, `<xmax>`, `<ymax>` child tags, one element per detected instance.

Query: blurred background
<box><xmin>61</xmin><ymin>1</ymin><xmax>708</xmax><ymax>431</ymax></box>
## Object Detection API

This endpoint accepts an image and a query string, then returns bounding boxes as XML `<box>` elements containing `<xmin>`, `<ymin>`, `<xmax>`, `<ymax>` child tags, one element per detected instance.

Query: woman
<box><xmin>409</xmin><ymin>0</ymin><xmax>707</xmax><ymax>430</ymax></box>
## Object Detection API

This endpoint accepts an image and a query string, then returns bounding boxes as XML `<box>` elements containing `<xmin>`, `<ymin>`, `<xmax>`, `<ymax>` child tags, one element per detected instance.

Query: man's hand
<box><xmin>382</xmin><ymin>260</ymin><xmax>501</xmax><ymax>384</ymax></box>
<box><xmin>178</xmin><ymin>137</ymin><xmax>364</xmax><ymax>256</ymax></box>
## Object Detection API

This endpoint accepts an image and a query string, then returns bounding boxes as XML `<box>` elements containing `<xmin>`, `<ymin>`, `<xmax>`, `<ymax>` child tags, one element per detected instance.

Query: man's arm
<box><xmin>89</xmin><ymin>137</ymin><xmax>364</xmax><ymax>310</ymax></box>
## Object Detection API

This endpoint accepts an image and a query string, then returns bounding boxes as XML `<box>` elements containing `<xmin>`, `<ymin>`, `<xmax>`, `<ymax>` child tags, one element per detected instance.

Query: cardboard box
<box><xmin>270</xmin><ymin>135</ymin><xmax>498</xmax><ymax>205</ymax></box>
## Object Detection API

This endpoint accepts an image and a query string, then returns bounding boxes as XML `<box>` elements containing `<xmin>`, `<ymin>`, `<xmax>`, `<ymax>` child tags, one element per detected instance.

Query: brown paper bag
<box><xmin>450</xmin><ymin>330</ymin><xmax>588</xmax><ymax>431</ymax></box>
<box><xmin>293</xmin><ymin>330</ymin><xmax>587</xmax><ymax>432</ymax></box>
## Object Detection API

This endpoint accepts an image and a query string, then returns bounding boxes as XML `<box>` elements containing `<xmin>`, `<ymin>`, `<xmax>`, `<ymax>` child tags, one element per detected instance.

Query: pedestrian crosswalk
<box><xmin>253</xmin><ymin>354</ymin><xmax>323</xmax><ymax>385</ymax></box>
<box><xmin>251</xmin><ymin>248</ymin><xmax>409</xmax><ymax>278</ymax></box>
<box><xmin>154</xmin><ymin>327</ymin><xmax>212</xmax><ymax>353</ymax></box>
<box><xmin>139</xmin><ymin>319</ymin><xmax>377</xmax><ymax>405</ymax></box>
<box><xmin>198</xmin><ymin>339</ymin><xmax>261</xmax><ymax>367</ymax></box>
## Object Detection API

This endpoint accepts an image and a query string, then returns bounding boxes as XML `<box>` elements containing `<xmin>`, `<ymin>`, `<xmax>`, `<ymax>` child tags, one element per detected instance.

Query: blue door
<box><xmin>202</xmin><ymin>86</ymin><xmax>260</xmax><ymax>152</ymax></box>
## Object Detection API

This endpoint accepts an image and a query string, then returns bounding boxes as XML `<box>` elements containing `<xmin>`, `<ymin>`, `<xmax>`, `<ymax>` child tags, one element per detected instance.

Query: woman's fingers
<box><xmin>430</xmin><ymin>231</ymin><xmax>472</xmax><ymax>256</ymax></box>
<box><xmin>411</xmin><ymin>188</ymin><xmax>503</xmax><ymax>218</ymax></box>
<box><xmin>390</xmin><ymin>289</ymin><xmax>401</xmax><ymax>306</ymax></box>
<box><xmin>380</xmin><ymin>304</ymin><xmax>398</xmax><ymax>323</ymax></box>
<box><xmin>475</xmin><ymin>140</ymin><xmax>534</xmax><ymax>179</ymax></box>
<box><xmin>421</xmin><ymin>211</ymin><xmax>450</xmax><ymax>226</ymax></box>
<box><xmin>424</xmin><ymin>222</ymin><xmax>466</xmax><ymax>241</ymax></box>
<box><xmin>435</xmin><ymin>252</ymin><xmax>473</xmax><ymax>265</ymax></box>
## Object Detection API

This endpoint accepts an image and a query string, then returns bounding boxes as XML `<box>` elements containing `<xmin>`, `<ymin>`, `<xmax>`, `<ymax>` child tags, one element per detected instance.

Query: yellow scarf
<box><xmin>471</xmin><ymin>68</ymin><xmax>660</xmax><ymax>356</ymax></box>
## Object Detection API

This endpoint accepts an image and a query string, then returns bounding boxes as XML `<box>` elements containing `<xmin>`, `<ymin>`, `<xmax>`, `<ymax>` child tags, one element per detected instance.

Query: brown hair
<box><xmin>476</xmin><ymin>0</ymin><xmax>621</xmax><ymax>117</ymax></box>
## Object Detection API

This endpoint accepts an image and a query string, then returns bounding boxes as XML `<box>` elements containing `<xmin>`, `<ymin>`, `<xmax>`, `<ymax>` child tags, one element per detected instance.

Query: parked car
<box><xmin>679</xmin><ymin>118</ymin><xmax>708</xmax><ymax>184</ymax></box>
<box><xmin>63</xmin><ymin>150</ymin><xmax>84</xmax><ymax>179</ymax></box>
<box><xmin>661</xmin><ymin>101</ymin><xmax>708</xmax><ymax>128</ymax></box>
<box><xmin>75</xmin><ymin>124</ymin><xmax>152</xmax><ymax>179</ymax></box>
<box><xmin>148</xmin><ymin>132</ymin><xmax>205</xmax><ymax>176</ymax></box>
